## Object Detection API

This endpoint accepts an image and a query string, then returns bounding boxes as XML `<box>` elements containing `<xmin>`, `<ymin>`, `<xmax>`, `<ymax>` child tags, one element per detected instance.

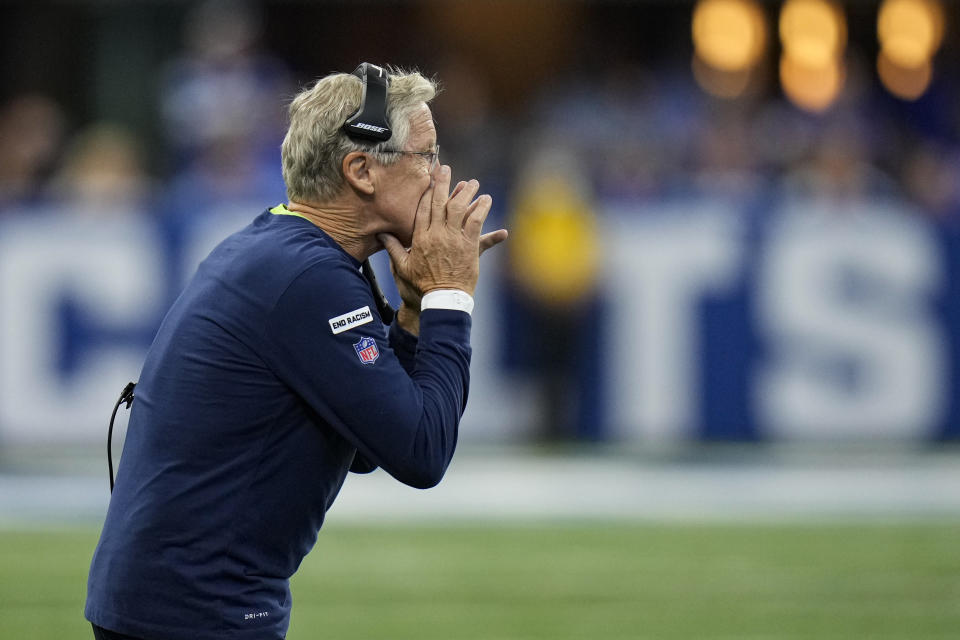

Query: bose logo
<box><xmin>353</xmin><ymin>123</ymin><xmax>388</xmax><ymax>133</ymax></box>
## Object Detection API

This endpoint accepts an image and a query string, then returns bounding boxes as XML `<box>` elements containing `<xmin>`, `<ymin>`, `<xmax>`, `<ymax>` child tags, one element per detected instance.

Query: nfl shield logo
<box><xmin>353</xmin><ymin>336</ymin><xmax>379</xmax><ymax>365</ymax></box>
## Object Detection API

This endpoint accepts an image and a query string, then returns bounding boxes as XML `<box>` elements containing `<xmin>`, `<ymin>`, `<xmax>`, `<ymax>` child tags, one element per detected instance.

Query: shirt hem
<box><xmin>86</xmin><ymin>606</ymin><xmax>286</xmax><ymax>640</ymax></box>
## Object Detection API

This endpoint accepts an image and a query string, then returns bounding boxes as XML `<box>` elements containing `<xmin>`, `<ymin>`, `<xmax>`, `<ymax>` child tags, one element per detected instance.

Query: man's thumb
<box><xmin>378</xmin><ymin>233</ymin><xmax>406</xmax><ymax>265</ymax></box>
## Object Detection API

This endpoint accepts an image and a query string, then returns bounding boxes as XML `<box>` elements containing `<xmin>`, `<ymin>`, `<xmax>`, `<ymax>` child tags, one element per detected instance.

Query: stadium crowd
<box><xmin>1</xmin><ymin>1</ymin><xmax>958</xmax><ymax>221</ymax></box>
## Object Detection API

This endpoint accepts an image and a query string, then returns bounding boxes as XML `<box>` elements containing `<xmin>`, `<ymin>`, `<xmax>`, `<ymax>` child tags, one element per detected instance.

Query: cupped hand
<box><xmin>379</xmin><ymin>166</ymin><xmax>506</xmax><ymax>304</ymax></box>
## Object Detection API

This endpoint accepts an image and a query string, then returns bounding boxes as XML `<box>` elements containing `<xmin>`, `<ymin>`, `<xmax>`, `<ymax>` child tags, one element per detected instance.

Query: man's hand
<box><xmin>388</xmin><ymin>228</ymin><xmax>508</xmax><ymax>311</ymax></box>
<box><xmin>379</xmin><ymin>166</ymin><xmax>507</xmax><ymax>306</ymax></box>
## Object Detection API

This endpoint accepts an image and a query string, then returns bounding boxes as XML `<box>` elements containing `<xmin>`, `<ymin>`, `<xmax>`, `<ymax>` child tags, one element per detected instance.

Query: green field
<box><xmin>2</xmin><ymin>522</ymin><xmax>958</xmax><ymax>639</ymax></box>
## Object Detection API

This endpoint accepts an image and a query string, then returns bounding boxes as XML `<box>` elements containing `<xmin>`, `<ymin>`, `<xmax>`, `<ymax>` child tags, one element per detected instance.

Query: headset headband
<box><xmin>342</xmin><ymin>63</ymin><xmax>392</xmax><ymax>142</ymax></box>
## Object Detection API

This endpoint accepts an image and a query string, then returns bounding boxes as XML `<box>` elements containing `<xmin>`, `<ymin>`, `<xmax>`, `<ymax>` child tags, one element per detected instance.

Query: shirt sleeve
<box><xmin>349</xmin><ymin>317</ymin><xmax>419</xmax><ymax>474</ymax></box>
<box><xmin>389</xmin><ymin>320</ymin><xmax>419</xmax><ymax>376</ymax></box>
<box><xmin>262</xmin><ymin>258</ymin><xmax>471</xmax><ymax>489</ymax></box>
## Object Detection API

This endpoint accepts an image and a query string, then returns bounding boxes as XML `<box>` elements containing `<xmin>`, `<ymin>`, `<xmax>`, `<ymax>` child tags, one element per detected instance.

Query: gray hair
<box><xmin>281</xmin><ymin>67</ymin><xmax>438</xmax><ymax>204</ymax></box>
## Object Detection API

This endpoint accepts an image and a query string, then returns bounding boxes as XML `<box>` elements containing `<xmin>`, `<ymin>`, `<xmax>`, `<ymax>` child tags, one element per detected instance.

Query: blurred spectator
<box><xmin>752</xmin><ymin>100</ymin><xmax>820</xmax><ymax>175</ymax></box>
<box><xmin>159</xmin><ymin>0</ymin><xmax>290</xmax><ymax>219</ymax></box>
<box><xmin>161</xmin><ymin>126</ymin><xmax>287</xmax><ymax>223</ymax></box>
<box><xmin>689</xmin><ymin>104</ymin><xmax>763</xmax><ymax>199</ymax></box>
<box><xmin>535</xmin><ymin>64</ymin><xmax>673</xmax><ymax>202</ymax></box>
<box><xmin>0</xmin><ymin>94</ymin><xmax>66</xmax><ymax>210</ymax></box>
<box><xmin>430</xmin><ymin>55</ymin><xmax>510</xmax><ymax>197</ymax></box>
<box><xmin>782</xmin><ymin>113</ymin><xmax>899</xmax><ymax>205</ymax></box>
<box><xmin>507</xmin><ymin>147</ymin><xmax>601</xmax><ymax>441</ymax></box>
<box><xmin>160</xmin><ymin>0</ymin><xmax>290</xmax><ymax>167</ymax></box>
<box><xmin>49</xmin><ymin>123</ymin><xmax>152</xmax><ymax>216</ymax></box>
<box><xmin>901</xmin><ymin>140</ymin><xmax>960</xmax><ymax>221</ymax></box>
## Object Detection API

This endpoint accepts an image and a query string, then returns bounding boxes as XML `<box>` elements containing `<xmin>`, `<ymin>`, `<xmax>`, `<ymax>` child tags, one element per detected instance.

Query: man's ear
<box><xmin>343</xmin><ymin>151</ymin><xmax>376</xmax><ymax>196</ymax></box>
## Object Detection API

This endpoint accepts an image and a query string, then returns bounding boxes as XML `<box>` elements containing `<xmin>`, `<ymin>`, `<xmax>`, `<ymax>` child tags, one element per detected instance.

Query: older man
<box><xmin>85</xmin><ymin>64</ymin><xmax>506</xmax><ymax>640</ymax></box>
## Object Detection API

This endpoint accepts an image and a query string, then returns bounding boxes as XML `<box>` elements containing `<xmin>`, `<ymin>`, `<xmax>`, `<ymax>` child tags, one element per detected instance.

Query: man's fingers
<box><xmin>449</xmin><ymin>180</ymin><xmax>467</xmax><ymax>200</ymax></box>
<box><xmin>378</xmin><ymin>233</ymin><xmax>408</xmax><ymax>268</ymax></box>
<box><xmin>462</xmin><ymin>194</ymin><xmax>493</xmax><ymax>240</ymax></box>
<box><xmin>456</xmin><ymin>179</ymin><xmax>480</xmax><ymax>204</ymax></box>
<box><xmin>431</xmin><ymin>165</ymin><xmax>452</xmax><ymax>227</ymax></box>
<box><xmin>448</xmin><ymin>179</ymin><xmax>480</xmax><ymax>228</ymax></box>
<box><xmin>414</xmin><ymin>182</ymin><xmax>434</xmax><ymax>236</ymax></box>
<box><xmin>479</xmin><ymin>229</ymin><xmax>509</xmax><ymax>256</ymax></box>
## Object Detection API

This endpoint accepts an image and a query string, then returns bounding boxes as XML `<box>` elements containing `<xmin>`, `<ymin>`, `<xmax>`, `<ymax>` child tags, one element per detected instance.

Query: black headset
<box><xmin>342</xmin><ymin>63</ymin><xmax>393</xmax><ymax>143</ymax></box>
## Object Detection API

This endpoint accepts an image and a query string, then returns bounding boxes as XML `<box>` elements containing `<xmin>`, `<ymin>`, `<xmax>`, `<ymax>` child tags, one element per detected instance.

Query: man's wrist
<box><xmin>421</xmin><ymin>289</ymin><xmax>475</xmax><ymax>315</ymax></box>
<box><xmin>395</xmin><ymin>303</ymin><xmax>420</xmax><ymax>336</ymax></box>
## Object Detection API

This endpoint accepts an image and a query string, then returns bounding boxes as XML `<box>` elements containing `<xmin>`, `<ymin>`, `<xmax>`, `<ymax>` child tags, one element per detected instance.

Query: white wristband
<box><xmin>421</xmin><ymin>289</ymin><xmax>474</xmax><ymax>316</ymax></box>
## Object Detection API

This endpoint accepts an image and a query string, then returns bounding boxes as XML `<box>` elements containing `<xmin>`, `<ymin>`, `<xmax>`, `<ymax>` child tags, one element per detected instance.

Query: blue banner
<box><xmin>0</xmin><ymin>194</ymin><xmax>956</xmax><ymax>444</ymax></box>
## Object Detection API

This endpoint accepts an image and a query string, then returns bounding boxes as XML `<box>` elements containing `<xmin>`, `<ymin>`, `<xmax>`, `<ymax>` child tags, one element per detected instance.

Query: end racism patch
<box><xmin>329</xmin><ymin>305</ymin><xmax>374</xmax><ymax>334</ymax></box>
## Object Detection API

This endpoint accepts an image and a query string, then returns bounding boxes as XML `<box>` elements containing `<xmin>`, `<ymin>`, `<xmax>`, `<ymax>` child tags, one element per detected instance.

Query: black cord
<box><xmin>108</xmin><ymin>382</ymin><xmax>136</xmax><ymax>493</ymax></box>
<box><xmin>361</xmin><ymin>259</ymin><xmax>396</xmax><ymax>325</ymax></box>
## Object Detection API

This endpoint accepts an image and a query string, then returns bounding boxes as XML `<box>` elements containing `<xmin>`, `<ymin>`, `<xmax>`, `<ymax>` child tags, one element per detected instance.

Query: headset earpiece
<box><xmin>342</xmin><ymin>63</ymin><xmax>392</xmax><ymax>142</ymax></box>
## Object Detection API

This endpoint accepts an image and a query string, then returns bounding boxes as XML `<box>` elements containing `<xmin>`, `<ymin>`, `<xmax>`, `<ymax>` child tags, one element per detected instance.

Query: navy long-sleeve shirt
<box><xmin>85</xmin><ymin>208</ymin><xmax>471</xmax><ymax>640</ymax></box>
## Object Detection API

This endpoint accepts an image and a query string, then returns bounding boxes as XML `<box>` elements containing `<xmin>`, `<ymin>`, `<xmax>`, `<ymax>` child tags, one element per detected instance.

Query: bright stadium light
<box><xmin>780</xmin><ymin>55</ymin><xmax>844</xmax><ymax>113</ymax></box>
<box><xmin>877</xmin><ymin>50</ymin><xmax>933</xmax><ymax>100</ymax></box>
<box><xmin>877</xmin><ymin>0</ymin><xmax>945</xmax><ymax>69</ymax></box>
<box><xmin>778</xmin><ymin>0</ymin><xmax>846</xmax><ymax>112</ymax></box>
<box><xmin>779</xmin><ymin>0</ymin><xmax>846</xmax><ymax>69</ymax></box>
<box><xmin>692</xmin><ymin>0</ymin><xmax>767</xmax><ymax>72</ymax></box>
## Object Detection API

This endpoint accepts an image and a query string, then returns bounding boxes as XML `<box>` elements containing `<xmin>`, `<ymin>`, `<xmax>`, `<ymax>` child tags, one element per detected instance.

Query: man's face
<box><xmin>376</xmin><ymin>102</ymin><xmax>438</xmax><ymax>246</ymax></box>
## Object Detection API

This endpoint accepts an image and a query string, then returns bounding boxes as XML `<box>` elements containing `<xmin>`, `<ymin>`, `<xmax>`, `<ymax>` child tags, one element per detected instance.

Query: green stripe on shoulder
<box><xmin>270</xmin><ymin>203</ymin><xmax>312</xmax><ymax>223</ymax></box>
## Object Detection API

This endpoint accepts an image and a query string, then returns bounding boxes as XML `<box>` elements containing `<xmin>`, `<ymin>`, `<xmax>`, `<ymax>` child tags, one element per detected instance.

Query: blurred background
<box><xmin>1</xmin><ymin>0</ymin><xmax>959</xmax><ymax>637</ymax></box>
